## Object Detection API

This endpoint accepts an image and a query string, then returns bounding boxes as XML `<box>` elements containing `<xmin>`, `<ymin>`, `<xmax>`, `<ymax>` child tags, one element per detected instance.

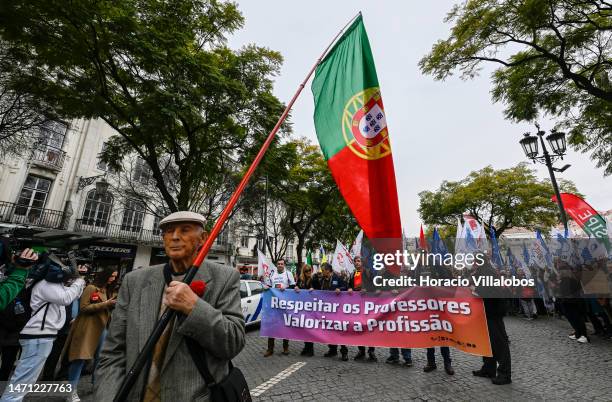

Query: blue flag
<box><xmin>490</xmin><ymin>226</ymin><xmax>504</xmax><ymax>269</ymax></box>
<box><xmin>522</xmin><ymin>242</ymin><xmax>531</xmax><ymax>267</ymax></box>
<box><xmin>536</xmin><ymin>230</ymin><xmax>553</xmax><ymax>268</ymax></box>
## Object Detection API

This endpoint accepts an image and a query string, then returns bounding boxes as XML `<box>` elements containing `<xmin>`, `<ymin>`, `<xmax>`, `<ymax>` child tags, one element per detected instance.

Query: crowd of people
<box><xmin>1</xmin><ymin>222</ymin><xmax>611</xmax><ymax>399</ymax></box>
<box><xmin>256</xmin><ymin>251</ymin><xmax>612</xmax><ymax>387</ymax></box>
<box><xmin>0</xmin><ymin>247</ymin><xmax>119</xmax><ymax>402</ymax></box>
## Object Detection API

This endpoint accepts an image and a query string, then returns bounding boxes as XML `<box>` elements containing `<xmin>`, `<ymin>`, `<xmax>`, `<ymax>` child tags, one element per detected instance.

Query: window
<box><xmin>97</xmin><ymin>142</ymin><xmax>111</xmax><ymax>171</ymax></box>
<box><xmin>248</xmin><ymin>282</ymin><xmax>264</xmax><ymax>295</ymax></box>
<box><xmin>120</xmin><ymin>199</ymin><xmax>145</xmax><ymax>232</ymax></box>
<box><xmin>153</xmin><ymin>214</ymin><xmax>162</xmax><ymax>235</ymax></box>
<box><xmin>216</xmin><ymin>228</ymin><xmax>228</xmax><ymax>245</ymax></box>
<box><xmin>15</xmin><ymin>175</ymin><xmax>52</xmax><ymax>220</ymax></box>
<box><xmin>286</xmin><ymin>246</ymin><xmax>294</xmax><ymax>259</ymax></box>
<box><xmin>82</xmin><ymin>190</ymin><xmax>113</xmax><ymax>227</ymax></box>
<box><xmin>240</xmin><ymin>236</ymin><xmax>249</xmax><ymax>248</ymax></box>
<box><xmin>39</xmin><ymin>121</ymin><xmax>67</xmax><ymax>149</ymax></box>
<box><xmin>133</xmin><ymin>158</ymin><xmax>152</xmax><ymax>185</ymax></box>
<box><xmin>239</xmin><ymin>282</ymin><xmax>248</xmax><ymax>298</ymax></box>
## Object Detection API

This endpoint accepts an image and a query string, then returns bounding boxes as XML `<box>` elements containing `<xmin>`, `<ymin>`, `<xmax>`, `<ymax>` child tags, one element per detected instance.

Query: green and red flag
<box><xmin>311</xmin><ymin>14</ymin><xmax>401</xmax><ymax>246</ymax></box>
<box><xmin>552</xmin><ymin>193</ymin><xmax>610</xmax><ymax>252</ymax></box>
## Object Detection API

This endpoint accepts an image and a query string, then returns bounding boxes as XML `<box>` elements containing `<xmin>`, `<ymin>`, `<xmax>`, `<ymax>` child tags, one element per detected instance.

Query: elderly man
<box><xmin>94</xmin><ymin>211</ymin><xmax>245</xmax><ymax>402</ymax></box>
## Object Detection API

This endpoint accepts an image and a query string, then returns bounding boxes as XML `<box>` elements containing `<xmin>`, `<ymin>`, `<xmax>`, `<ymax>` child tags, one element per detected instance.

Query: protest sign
<box><xmin>261</xmin><ymin>287</ymin><xmax>492</xmax><ymax>357</ymax></box>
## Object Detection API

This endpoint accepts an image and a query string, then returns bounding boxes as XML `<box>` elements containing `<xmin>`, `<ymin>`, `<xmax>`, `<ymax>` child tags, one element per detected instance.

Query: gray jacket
<box><xmin>94</xmin><ymin>262</ymin><xmax>245</xmax><ymax>402</ymax></box>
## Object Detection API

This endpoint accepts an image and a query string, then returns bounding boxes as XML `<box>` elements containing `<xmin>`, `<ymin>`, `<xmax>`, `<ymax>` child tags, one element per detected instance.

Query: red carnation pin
<box><xmin>190</xmin><ymin>280</ymin><xmax>206</xmax><ymax>297</ymax></box>
<box><xmin>90</xmin><ymin>292</ymin><xmax>100</xmax><ymax>303</ymax></box>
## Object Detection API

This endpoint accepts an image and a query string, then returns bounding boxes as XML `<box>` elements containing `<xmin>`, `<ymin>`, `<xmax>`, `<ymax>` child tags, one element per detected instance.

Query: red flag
<box><xmin>552</xmin><ymin>193</ymin><xmax>611</xmax><ymax>251</ymax></box>
<box><xmin>419</xmin><ymin>225</ymin><xmax>429</xmax><ymax>251</ymax></box>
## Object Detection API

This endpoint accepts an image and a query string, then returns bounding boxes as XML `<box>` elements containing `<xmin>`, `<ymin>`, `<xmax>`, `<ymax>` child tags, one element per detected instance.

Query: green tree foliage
<box><xmin>0</xmin><ymin>42</ymin><xmax>60</xmax><ymax>157</ymax></box>
<box><xmin>418</xmin><ymin>163</ymin><xmax>579</xmax><ymax>237</ymax></box>
<box><xmin>0</xmin><ymin>0</ymin><xmax>287</xmax><ymax>212</ymax></box>
<box><xmin>420</xmin><ymin>0</ymin><xmax>612</xmax><ymax>174</ymax></box>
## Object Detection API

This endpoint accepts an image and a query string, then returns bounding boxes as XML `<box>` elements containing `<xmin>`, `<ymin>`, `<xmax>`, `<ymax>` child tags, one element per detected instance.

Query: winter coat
<box><xmin>65</xmin><ymin>284</ymin><xmax>114</xmax><ymax>361</ymax></box>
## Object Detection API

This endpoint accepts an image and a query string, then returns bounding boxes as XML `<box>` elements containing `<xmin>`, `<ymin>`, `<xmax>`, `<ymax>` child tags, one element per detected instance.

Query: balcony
<box><xmin>74</xmin><ymin>219</ymin><xmax>163</xmax><ymax>246</ymax></box>
<box><xmin>0</xmin><ymin>201</ymin><xmax>65</xmax><ymax>229</ymax></box>
<box><xmin>30</xmin><ymin>144</ymin><xmax>66</xmax><ymax>171</ymax></box>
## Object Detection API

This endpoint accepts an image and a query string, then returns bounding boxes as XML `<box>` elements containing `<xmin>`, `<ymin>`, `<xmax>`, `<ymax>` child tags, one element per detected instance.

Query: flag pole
<box><xmin>114</xmin><ymin>12</ymin><xmax>363</xmax><ymax>402</ymax></box>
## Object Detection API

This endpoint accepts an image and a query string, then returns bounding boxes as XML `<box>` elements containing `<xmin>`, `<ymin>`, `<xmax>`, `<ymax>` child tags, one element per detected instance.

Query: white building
<box><xmin>0</xmin><ymin>119</ymin><xmax>233</xmax><ymax>275</ymax></box>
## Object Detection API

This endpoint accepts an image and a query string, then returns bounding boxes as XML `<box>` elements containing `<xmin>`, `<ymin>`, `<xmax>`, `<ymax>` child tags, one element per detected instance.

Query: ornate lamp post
<box><xmin>519</xmin><ymin>125</ymin><xmax>570</xmax><ymax>233</ymax></box>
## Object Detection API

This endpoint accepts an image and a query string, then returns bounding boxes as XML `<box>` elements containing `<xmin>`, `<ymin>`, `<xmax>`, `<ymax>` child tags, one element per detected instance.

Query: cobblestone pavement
<box><xmin>33</xmin><ymin>315</ymin><xmax>612</xmax><ymax>401</ymax></box>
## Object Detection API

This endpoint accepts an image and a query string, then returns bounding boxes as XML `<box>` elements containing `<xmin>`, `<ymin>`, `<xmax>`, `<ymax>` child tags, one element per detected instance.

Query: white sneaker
<box><xmin>71</xmin><ymin>392</ymin><xmax>81</xmax><ymax>402</ymax></box>
<box><xmin>568</xmin><ymin>334</ymin><xmax>576</xmax><ymax>340</ymax></box>
<box><xmin>576</xmin><ymin>336</ymin><xmax>589</xmax><ymax>343</ymax></box>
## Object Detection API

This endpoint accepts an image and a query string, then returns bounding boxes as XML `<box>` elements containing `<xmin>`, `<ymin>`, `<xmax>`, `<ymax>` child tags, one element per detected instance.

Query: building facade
<box><xmin>0</xmin><ymin>118</ymin><xmax>304</xmax><ymax>275</ymax></box>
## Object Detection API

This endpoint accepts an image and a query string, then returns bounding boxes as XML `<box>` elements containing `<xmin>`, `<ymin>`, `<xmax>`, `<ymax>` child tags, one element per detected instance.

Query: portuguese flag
<box><xmin>311</xmin><ymin>15</ymin><xmax>401</xmax><ymax>243</ymax></box>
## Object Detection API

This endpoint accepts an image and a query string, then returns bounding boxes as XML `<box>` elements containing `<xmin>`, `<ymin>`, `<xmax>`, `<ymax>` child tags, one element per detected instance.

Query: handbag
<box><xmin>185</xmin><ymin>338</ymin><xmax>252</xmax><ymax>402</ymax></box>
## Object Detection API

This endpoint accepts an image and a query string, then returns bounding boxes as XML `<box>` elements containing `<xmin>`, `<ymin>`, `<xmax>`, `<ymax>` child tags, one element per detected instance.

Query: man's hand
<box><xmin>13</xmin><ymin>248</ymin><xmax>38</xmax><ymax>268</ymax></box>
<box><xmin>294</xmin><ymin>286</ymin><xmax>300</xmax><ymax>293</ymax></box>
<box><xmin>164</xmin><ymin>281</ymin><xmax>199</xmax><ymax>315</ymax></box>
<box><xmin>335</xmin><ymin>288</ymin><xmax>341</xmax><ymax>295</ymax></box>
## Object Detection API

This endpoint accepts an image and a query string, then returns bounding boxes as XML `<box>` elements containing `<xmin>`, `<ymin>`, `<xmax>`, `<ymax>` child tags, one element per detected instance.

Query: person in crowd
<box><xmin>518</xmin><ymin>270</ymin><xmax>537</xmax><ymax>320</ymax></box>
<box><xmin>415</xmin><ymin>254</ymin><xmax>454</xmax><ymax>375</ymax></box>
<box><xmin>558</xmin><ymin>263</ymin><xmax>589</xmax><ymax>343</ymax></box>
<box><xmin>239</xmin><ymin>266</ymin><xmax>252</xmax><ymax>280</ymax></box>
<box><xmin>94</xmin><ymin>211</ymin><xmax>245</xmax><ymax>402</ymax></box>
<box><xmin>295</xmin><ymin>263</ymin><xmax>315</xmax><ymax>357</ymax></box>
<box><xmin>263</xmin><ymin>258</ymin><xmax>295</xmax><ymax>357</ymax></box>
<box><xmin>0</xmin><ymin>261</ymin><xmax>85</xmax><ymax>402</ymax></box>
<box><xmin>0</xmin><ymin>249</ymin><xmax>39</xmax><ymax>382</ymax></box>
<box><xmin>472</xmin><ymin>259</ymin><xmax>512</xmax><ymax>385</ymax></box>
<box><xmin>41</xmin><ymin>264</ymin><xmax>91</xmax><ymax>382</ymax></box>
<box><xmin>347</xmin><ymin>256</ymin><xmax>377</xmax><ymax>362</ymax></box>
<box><xmin>314</xmin><ymin>263</ymin><xmax>347</xmax><ymax>360</ymax></box>
<box><xmin>64</xmin><ymin>268</ymin><xmax>118</xmax><ymax>399</ymax></box>
<box><xmin>386</xmin><ymin>264</ymin><xmax>413</xmax><ymax>367</ymax></box>
<box><xmin>0</xmin><ymin>249</ymin><xmax>37</xmax><ymax>311</ymax></box>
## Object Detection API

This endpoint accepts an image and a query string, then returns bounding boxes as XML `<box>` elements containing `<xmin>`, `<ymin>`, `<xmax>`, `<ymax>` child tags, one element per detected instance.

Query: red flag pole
<box><xmin>114</xmin><ymin>12</ymin><xmax>362</xmax><ymax>402</ymax></box>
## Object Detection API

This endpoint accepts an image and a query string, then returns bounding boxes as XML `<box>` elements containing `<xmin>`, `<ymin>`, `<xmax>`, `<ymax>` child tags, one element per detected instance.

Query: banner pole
<box><xmin>114</xmin><ymin>11</ymin><xmax>363</xmax><ymax>402</ymax></box>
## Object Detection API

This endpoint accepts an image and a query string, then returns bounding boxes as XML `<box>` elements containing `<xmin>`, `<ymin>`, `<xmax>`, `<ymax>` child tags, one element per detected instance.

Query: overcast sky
<box><xmin>229</xmin><ymin>1</ymin><xmax>611</xmax><ymax>236</ymax></box>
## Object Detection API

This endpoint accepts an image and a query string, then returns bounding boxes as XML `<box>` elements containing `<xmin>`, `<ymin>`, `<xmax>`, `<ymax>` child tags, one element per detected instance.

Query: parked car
<box><xmin>240</xmin><ymin>279</ymin><xmax>264</xmax><ymax>326</ymax></box>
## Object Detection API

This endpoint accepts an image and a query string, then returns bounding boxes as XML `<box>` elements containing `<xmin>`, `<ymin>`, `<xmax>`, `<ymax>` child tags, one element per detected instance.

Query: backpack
<box><xmin>0</xmin><ymin>260</ymin><xmax>51</xmax><ymax>333</ymax></box>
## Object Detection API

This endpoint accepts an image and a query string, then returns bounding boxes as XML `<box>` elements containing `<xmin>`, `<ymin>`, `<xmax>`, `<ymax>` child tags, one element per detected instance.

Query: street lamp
<box><xmin>519</xmin><ymin>126</ymin><xmax>570</xmax><ymax>233</ymax></box>
<box><xmin>77</xmin><ymin>174</ymin><xmax>109</xmax><ymax>195</ymax></box>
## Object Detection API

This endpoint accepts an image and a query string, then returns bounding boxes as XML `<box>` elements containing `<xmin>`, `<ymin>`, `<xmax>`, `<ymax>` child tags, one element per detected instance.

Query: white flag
<box><xmin>530</xmin><ymin>236</ymin><xmax>547</xmax><ymax>269</ymax></box>
<box><xmin>455</xmin><ymin>217</ymin><xmax>464</xmax><ymax>254</ymax></box>
<box><xmin>257</xmin><ymin>249</ymin><xmax>276</xmax><ymax>286</ymax></box>
<box><xmin>351</xmin><ymin>230</ymin><xmax>364</xmax><ymax>257</ymax></box>
<box><xmin>332</xmin><ymin>240</ymin><xmax>355</xmax><ymax>274</ymax></box>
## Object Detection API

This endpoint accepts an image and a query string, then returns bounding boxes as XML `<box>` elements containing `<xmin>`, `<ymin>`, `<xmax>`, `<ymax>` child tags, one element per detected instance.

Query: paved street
<box><xmin>68</xmin><ymin>315</ymin><xmax>612</xmax><ymax>402</ymax></box>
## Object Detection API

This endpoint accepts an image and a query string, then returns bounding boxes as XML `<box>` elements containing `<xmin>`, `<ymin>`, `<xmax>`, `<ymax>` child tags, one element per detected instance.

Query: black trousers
<box><xmin>426</xmin><ymin>347</ymin><xmax>451</xmax><ymax>364</ymax></box>
<box><xmin>482</xmin><ymin>316</ymin><xmax>511</xmax><ymax>379</ymax></box>
<box><xmin>357</xmin><ymin>346</ymin><xmax>374</xmax><ymax>354</ymax></box>
<box><xmin>0</xmin><ymin>345</ymin><xmax>20</xmax><ymax>381</ymax></box>
<box><xmin>562</xmin><ymin>301</ymin><xmax>587</xmax><ymax>338</ymax></box>
<box><xmin>328</xmin><ymin>345</ymin><xmax>348</xmax><ymax>355</ymax></box>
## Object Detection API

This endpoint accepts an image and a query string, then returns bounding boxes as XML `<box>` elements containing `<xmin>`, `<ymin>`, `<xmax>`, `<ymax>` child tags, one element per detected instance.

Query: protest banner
<box><xmin>261</xmin><ymin>287</ymin><xmax>492</xmax><ymax>357</ymax></box>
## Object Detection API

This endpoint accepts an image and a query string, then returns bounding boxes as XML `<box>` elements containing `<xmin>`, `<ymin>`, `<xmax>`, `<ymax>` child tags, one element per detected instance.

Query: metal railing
<box><xmin>74</xmin><ymin>218</ymin><xmax>232</xmax><ymax>249</ymax></box>
<box><xmin>74</xmin><ymin>219</ymin><xmax>163</xmax><ymax>246</ymax></box>
<box><xmin>30</xmin><ymin>144</ymin><xmax>66</xmax><ymax>171</ymax></box>
<box><xmin>0</xmin><ymin>201</ymin><xmax>64</xmax><ymax>229</ymax></box>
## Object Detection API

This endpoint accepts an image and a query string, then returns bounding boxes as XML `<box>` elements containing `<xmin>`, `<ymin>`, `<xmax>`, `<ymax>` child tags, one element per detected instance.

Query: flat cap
<box><xmin>159</xmin><ymin>211</ymin><xmax>206</xmax><ymax>229</ymax></box>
